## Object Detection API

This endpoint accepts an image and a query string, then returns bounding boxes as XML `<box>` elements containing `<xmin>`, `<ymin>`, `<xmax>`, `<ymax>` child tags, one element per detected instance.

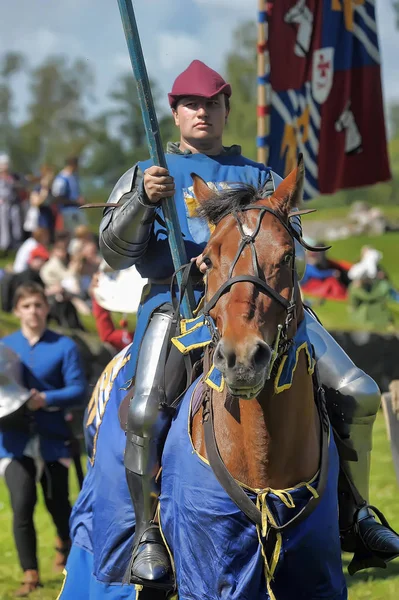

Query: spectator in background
<box><xmin>68</xmin><ymin>224</ymin><xmax>93</xmax><ymax>257</ymax></box>
<box><xmin>89</xmin><ymin>272</ymin><xmax>134</xmax><ymax>352</ymax></box>
<box><xmin>1</xmin><ymin>246</ymin><xmax>50</xmax><ymax>314</ymax></box>
<box><xmin>27</xmin><ymin>165</ymin><xmax>56</xmax><ymax>241</ymax></box>
<box><xmin>301</xmin><ymin>242</ymin><xmax>349</xmax><ymax>301</ymax></box>
<box><xmin>1</xmin><ymin>282</ymin><xmax>86</xmax><ymax>595</ymax></box>
<box><xmin>348</xmin><ymin>246</ymin><xmax>382</xmax><ymax>282</ymax></box>
<box><xmin>0</xmin><ymin>154</ymin><xmax>26</xmax><ymax>255</ymax></box>
<box><xmin>39</xmin><ymin>235</ymin><xmax>85</xmax><ymax>330</ymax></box>
<box><xmin>13</xmin><ymin>227</ymin><xmax>50</xmax><ymax>274</ymax></box>
<box><xmin>348</xmin><ymin>270</ymin><xmax>394</xmax><ymax>330</ymax></box>
<box><xmin>52</xmin><ymin>157</ymin><xmax>84</xmax><ymax>208</ymax></box>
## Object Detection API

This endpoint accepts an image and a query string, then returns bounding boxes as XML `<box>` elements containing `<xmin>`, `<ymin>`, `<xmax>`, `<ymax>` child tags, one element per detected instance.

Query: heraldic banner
<box><xmin>267</xmin><ymin>0</ymin><xmax>391</xmax><ymax>200</ymax></box>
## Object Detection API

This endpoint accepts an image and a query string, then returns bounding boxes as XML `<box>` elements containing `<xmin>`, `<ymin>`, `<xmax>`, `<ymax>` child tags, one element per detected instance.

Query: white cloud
<box><xmin>194</xmin><ymin>0</ymin><xmax>256</xmax><ymax>11</ymax></box>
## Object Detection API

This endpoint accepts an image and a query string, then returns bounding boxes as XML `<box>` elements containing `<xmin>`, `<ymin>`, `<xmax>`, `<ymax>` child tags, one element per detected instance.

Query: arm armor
<box><xmin>99</xmin><ymin>166</ymin><xmax>157</xmax><ymax>271</ymax></box>
<box><xmin>268</xmin><ymin>171</ymin><xmax>306</xmax><ymax>281</ymax></box>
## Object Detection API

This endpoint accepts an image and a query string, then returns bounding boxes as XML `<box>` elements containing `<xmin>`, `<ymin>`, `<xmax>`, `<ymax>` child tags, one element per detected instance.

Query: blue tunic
<box><xmin>0</xmin><ymin>329</ymin><xmax>86</xmax><ymax>461</ymax></box>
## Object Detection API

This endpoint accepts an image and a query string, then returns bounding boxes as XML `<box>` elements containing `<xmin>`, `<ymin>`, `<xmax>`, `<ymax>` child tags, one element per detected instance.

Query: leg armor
<box><xmin>124</xmin><ymin>304</ymin><xmax>186</xmax><ymax>588</ymax></box>
<box><xmin>305</xmin><ymin>309</ymin><xmax>399</xmax><ymax>573</ymax></box>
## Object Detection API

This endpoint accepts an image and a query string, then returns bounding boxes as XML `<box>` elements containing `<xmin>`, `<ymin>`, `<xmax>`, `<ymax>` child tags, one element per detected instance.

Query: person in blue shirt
<box><xmin>52</xmin><ymin>156</ymin><xmax>84</xmax><ymax>206</ymax></box>
<box><xmin>96</xmin><ymin>60</ymin><xmax>399</xmax><ymax>589</ymax></box>
<box><xmin>1</xmin><ymin>281</ymin><xmax>87</xmax><ymax>596</ymax></box>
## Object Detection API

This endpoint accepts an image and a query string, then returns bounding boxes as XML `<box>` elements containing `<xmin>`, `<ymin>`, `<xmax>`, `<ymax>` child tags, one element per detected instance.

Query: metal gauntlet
<box><xmin>99</xmin><ymin>166</ymin><xmax>156</xmax><ymax>270</ymax></box>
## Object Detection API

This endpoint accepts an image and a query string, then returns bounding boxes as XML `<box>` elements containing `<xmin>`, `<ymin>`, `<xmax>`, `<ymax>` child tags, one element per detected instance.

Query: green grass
<box><xmin>0</xmin><ymin>469</ymin><xmax>82</xmax><ymax>599</ymax></box>
<box><xmin>0</xmin><ymin>413</ymin><xmax>398</xmax><ymax>598</ymax></box>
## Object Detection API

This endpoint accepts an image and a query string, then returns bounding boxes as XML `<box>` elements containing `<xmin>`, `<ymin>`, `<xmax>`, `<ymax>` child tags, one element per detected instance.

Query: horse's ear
<box><xmin>191</xmin><ymin>173</ymin><xmax>213</xmax><ymax>204</ymax></box>
<box><xmin>272</xmin><ymin>154</ymin><xmax>305</xmax><ymax>213</ymax></box>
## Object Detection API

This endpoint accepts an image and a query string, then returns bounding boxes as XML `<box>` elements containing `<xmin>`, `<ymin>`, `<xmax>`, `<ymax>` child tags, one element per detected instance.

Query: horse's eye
<box><xmin>203</xmin><ymin>257</ymin><xmax>213</xmax><ymax>269</ymax></box>
<box><xmin>282</xmin><ymin>253</ymin><xmax>293</xmax><ymax>265</ymax></box>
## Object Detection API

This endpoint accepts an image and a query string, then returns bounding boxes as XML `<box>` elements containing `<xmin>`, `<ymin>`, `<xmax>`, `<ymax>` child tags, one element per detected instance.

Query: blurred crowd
<box><xmin>301</xmin><ymin>242</ymin><xmax>398</xmax><ymax>329</ymax></box>
<box><xmin>0</xmin><ymin>153</ymin><xmax>136</xmax><ymax>347</ymax></box>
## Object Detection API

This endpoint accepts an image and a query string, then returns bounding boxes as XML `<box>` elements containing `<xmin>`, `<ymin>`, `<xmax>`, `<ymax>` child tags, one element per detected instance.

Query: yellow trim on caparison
<box><xmin>204</xmin><ymin>364</ymin><xmax>225</xmax><ymax>392</ymax></box>
<box><xmin>55</xmin><ymin>568</ymin><xmax>68</xmax><ymax>600</ymax></box>
<box><xmin>157</xmin><ymin>503</ymin><xmax>177</xmax><ymax>587</ymax></box>
<box><xmin>274</xmin><ymin>342</ymin><xmax>314</xmax><ymax>394</ymax></box>
<box><xmin>180</xmin><ymin>315</ymin><xmax>204</xmax><ymax>334</ymax></box>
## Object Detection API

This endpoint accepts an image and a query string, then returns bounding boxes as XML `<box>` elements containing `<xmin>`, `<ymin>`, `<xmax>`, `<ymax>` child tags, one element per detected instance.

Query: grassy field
<box><xmin>0</xmin><ymin>413</ymin><xmax>398</xmax><ymax>599</ymax></box>
<box><xmin>0</xmin><ymin>207</ymin><xmax>398</xmax><ymax>598</ymax></box>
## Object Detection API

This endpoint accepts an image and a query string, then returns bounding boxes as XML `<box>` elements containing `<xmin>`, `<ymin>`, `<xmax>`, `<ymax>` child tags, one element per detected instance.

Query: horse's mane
<box><xmin>197</xmin><ymin>183</ymin><xmax>261</xmax><ymax>225</ymax></box>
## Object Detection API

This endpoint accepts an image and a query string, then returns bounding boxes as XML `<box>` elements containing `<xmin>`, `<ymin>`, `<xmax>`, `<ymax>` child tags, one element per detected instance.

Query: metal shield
<box><xmin>312</xmin><ymin>47</ymin><xmax>334</xmax><ymax>104</ymax></box>
<box><xmin>0</xmin><ymin>343</ymin><xmax>30</xmax><ymax>420</ymax></box>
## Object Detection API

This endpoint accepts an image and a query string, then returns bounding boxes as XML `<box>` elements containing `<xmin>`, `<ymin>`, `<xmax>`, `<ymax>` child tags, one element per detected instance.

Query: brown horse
<box><xmin>191</xmin><ymin>160</ymin><xmax>320</xmax><ymax>491</ymax></box>
<box><xmin>159</xmin><ymin>159</ymin><xmax>347</xmax><ymax>600</ymax></box>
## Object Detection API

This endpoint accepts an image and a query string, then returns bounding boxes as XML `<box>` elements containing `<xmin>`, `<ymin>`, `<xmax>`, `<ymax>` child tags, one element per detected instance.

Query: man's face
<box><xmin>14</xmin><ymin>294</ymin><xmax>49</xmax><ymax>330</ymax></box>
<box><xmin>172</xmin><ymin>94</ymin><xmax>228</xmax><ymax>145</ymax></box>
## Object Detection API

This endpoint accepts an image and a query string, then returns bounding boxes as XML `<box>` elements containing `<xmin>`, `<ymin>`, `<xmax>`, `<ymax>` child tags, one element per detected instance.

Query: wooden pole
<box><xmin>257</xmin><ymin>0</ymin><xmax>272</xmax><ymax>165</ymax></box>
<box><xmin>117</xmin><ymin>0</ymin><xmax>194</xmax><ymax>317</ymax></box>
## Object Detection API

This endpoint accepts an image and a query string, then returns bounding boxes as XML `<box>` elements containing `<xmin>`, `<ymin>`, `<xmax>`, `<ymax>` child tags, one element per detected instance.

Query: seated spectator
<box><xmin>348</xmin><ymin>270</ymin><xmax>394</xmax><ymax>330</ymax></box>
<box><xmin>348</xmin><ymin>246</ymin><xmax>382</xmax><ymax>282</ymax></box>
<box><xmin>89</xmin><ymin>272</ymin><xmax>134</xmax><ymax>352</ymax></box>
<box><xmin>1</xmin><ymin>245</ymin><xmax>50</xmax><ymax>313</ymax></box>
<box><xmin>68</xmin><ymin>225</ymin><xmax>93</xmax><ymax>257</ymax></box>
<box><xmin>301</xmin><ymin>244</ymin><xmax>349</xmax><ymax>301</ymax></box>
<box><xmin>13</xmin><ymin>227</ymin><xmax>50</xmax><ymax>273</ymax></box>
<box><xmin>40</xmin><ymin>234</ymin><xmax>86</xmax><ymax>328</ymax></box>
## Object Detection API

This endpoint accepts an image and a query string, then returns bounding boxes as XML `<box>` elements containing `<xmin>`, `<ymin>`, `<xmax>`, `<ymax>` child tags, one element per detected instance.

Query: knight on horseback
<box><xmin>99</xmin><ymin>60</ymin><xmax>399</xmax><ymax>588</ymax></box>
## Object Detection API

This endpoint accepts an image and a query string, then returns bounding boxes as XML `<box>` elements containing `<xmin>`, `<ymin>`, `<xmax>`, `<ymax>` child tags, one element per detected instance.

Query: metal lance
<box><xmin>117</xmin><ymin>0</ymin><xmax>195</xmax><ymax>318</ymax></box>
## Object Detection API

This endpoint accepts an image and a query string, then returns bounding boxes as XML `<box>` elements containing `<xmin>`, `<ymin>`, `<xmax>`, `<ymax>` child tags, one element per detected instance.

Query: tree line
<box><xmin>1</xmin><ymin>20</ymin><xmax>398</xmax><ymax>207</ymax></box>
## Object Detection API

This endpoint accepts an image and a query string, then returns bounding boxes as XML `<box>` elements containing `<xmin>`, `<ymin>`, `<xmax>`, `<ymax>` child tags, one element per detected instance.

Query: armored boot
<box><xmin>305</xmin><ymin>310</ymin><xmax>399</xmax><ymax>574</ymax></box>
<box><xmin>124</xmin><ymin>305</ymin><xmax>186</xmax><ymax>589</ymax></box>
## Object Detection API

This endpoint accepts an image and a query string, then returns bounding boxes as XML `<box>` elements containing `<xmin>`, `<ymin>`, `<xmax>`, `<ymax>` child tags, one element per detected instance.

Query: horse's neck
<box><xmin>194</xmin><ymin>351</ymin><xmax>320</xmax><ymax>491</ymax></box>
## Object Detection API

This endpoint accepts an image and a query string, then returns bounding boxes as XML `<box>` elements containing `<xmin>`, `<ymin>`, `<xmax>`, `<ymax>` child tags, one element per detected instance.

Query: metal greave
<box><xmin>124</xmin><ymin>306</ymin><xmax>175</xmax><ymax>533</ymax></box>
<box><xmin>304</xmin><ymin>310</ymin><xmax>381</xmax><ymax>525</ymax></box>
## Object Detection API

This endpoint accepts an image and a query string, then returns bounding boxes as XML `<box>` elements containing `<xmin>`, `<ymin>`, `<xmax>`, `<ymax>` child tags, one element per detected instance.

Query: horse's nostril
<box><xmin>214</xmin><ymin>342</ymin><xmax>236</xmax><ymax>370</ymax></box>
<box><xmin>253</xmin><ymin>342</ymin><xmax>271</xmax><ymax>368</ymax></box>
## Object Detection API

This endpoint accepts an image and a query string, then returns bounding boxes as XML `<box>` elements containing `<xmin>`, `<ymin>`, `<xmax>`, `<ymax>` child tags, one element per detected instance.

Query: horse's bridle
<box><xmin>203</xmin><ymin>204</ymin><xmax>299</xmax><ymax>378</ymax></box>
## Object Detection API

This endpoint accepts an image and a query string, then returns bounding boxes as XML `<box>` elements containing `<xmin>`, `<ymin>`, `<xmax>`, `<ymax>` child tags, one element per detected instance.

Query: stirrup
<box><xmin>125</xmin><ymin>525</ymin><xmax>175</xmax><ymax>591</ymax></box>
<box><xmin>345</xmin><ymin>505</ymin><xmax>399</xmax><ymax>575</ymax></box>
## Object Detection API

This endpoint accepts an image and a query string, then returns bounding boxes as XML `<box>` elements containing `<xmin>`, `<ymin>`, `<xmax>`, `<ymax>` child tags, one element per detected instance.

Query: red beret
<box><xmin>168</xmin><ymin>60</ymin><xmax>232</xmax><ymax>108</ymax></box>
<box><xmin>29</xmin><ymin>245</ymin><xmax>50</xmax><ymax>262</ymax></box>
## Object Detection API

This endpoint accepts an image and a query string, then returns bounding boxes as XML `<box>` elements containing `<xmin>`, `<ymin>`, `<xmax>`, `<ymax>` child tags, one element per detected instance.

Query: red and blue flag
<box><xmin>267</xmin><ymin>0</ymin><xmax>391</xmax><ymax>199</ymax></box>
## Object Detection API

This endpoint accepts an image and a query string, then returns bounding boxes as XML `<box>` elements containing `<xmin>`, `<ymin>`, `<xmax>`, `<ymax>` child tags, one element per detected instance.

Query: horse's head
<box><xmin>193</xmin><ymin>158</ymin><xmax>307</xmax><ymax>399</ymax></box>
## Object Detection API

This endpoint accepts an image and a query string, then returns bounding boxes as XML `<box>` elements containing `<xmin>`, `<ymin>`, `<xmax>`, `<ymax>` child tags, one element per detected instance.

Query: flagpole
<box><xmin>257</xmin><ymin>0</ymin><xmax>272</xmax><ymax>165</ymax></box>
<box><xmin>116</xmin><ymin>0</ymin><xmax>194</xmax><ymax>318</ymax></box>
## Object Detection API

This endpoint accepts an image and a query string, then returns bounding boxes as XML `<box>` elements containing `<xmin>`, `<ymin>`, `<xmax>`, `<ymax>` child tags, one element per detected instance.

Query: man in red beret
<box><xmin>77</xmin><ymin>60</ymin><xmax>399</xmax><ymax>590</ymax></box>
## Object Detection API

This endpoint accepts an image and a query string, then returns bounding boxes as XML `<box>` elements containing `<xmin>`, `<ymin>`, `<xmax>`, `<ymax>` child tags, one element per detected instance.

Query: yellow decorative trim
<box><xmin>180</xmin><ymin>316</ymin><xmax>203</xmax><ymax>334</ymax></box>
<box><xmin>157</xmin><ymin>503</ymin><xmax>177</xmax><ymax>585</ymax></box>
<box><xmin>171</xmin><ymin>320</ymin><xmax>212</xmax><ymax>354</ymax></box>
<box><xmin>88</xmin><ymin>353</ymin><xmax>130</xmax><ymax>465</ymax></box>
<box><xmin>135</xmin><ymin>584</ymin><xmax>143</xmax><ymax>599</ymax></box>
<box><xmin>274</xmin><ymin>342</ymin><xmax>315</xmax><ymax>394</ymax></box>
<box><xmin>193</xmin><ymin>296</ymin><xmax>205</xmax><ymax>316</ymax></box>
<box><xmin>55</xmin><ymin>568</ymin><xmax>68</xmax><ymax>600</ymax></box>
<box><xmin>204</xmin><ymin>364</ymin><xmax>225</xmax><ymax>392</ymax></box>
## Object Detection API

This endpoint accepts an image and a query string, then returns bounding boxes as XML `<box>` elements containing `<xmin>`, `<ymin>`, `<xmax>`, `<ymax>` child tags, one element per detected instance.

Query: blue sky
<box><xmin>1</xmin><ymin>0</ymin><xmax>398</xmax><ymax>122</ymax></box>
